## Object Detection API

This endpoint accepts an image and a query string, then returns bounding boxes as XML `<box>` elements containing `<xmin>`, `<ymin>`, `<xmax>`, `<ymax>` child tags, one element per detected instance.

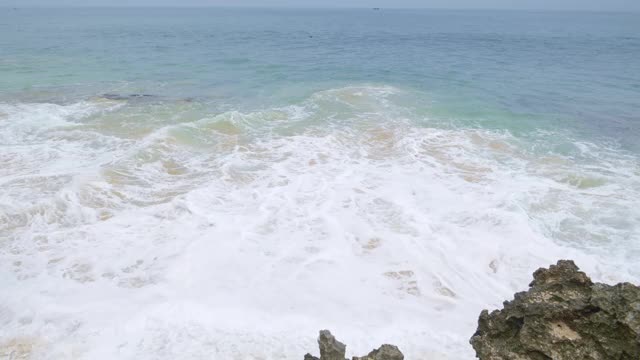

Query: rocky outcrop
<box><xmin>470</xmin><ymin>260</ymin><xmax>640</xmax><ymax>360</ymax></box>
<box><xmin>304</xmin><ymin>330</ymin><xmax>404</xmax><ymax>360</ymax></box>
<box><xmin>352</xmin><ymin>344</ymin><xmax>404</xmax><ymax>360</ymax></box>
<box><xmin>319</xmin><ymin>330</ymin><xmax>346</xmax><ymax>360</ymax></box>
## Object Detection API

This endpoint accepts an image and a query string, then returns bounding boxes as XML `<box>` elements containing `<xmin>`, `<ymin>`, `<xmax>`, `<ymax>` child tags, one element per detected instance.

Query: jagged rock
<box><xmin>353</xmin><ymin>344</ymin><xmax>404</xmax><ymax>360</ymax></box>
<box><xmin>470</xmin><ymin>260</ymin><xmax>640</xmax><ymax>360</ymax></box>
<box><xmin>318</xmin><ymin>330</ymin><xmax>347</xmax><ymax>360</ymax></box>
<box><xmin>304</xmin><ymin>330</ymin><xmax>403</xmax><ymax>360</ymax></box>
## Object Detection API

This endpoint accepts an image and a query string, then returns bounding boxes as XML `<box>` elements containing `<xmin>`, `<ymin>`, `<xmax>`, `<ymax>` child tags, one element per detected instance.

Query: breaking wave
<box><xmin>1</xmin><ymin>86</ymin><xmax>639</xmax><ymax>359</ymax></box>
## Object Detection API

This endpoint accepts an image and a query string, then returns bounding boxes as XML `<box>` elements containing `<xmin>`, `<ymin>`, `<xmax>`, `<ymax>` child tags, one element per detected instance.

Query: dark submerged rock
<box><xmin>470</xmin><ymin>260</ymin><xmax>640</xmax><ymax>360</ymax></box>
<box><xmin>101</xmin><ymin>93</ymin><xmax>155</xmax><ymax>101</ymax></box>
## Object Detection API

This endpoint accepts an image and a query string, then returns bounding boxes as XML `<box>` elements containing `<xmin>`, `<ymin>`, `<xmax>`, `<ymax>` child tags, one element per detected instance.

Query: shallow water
<box><xmin>1</xmin><ymin>8</ymin><xmax>639</xmax><ymax>360</ymax></box>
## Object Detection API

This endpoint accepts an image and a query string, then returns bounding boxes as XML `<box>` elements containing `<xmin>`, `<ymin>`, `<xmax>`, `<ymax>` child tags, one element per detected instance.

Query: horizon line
<box><xmin>2</xmin><ymin>5</ymin><xmax>639</xmax><ymax>13</ymax></box>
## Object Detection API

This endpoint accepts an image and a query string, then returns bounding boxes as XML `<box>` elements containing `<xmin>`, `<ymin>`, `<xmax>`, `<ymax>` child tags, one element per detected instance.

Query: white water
<box><xmin>1</xmin><ymin>86</ymin><xmax>639</xmax><ymax>359</ymax></box>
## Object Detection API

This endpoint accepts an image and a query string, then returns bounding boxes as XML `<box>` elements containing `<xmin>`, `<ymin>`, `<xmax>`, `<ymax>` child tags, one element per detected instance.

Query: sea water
<box><xmin>0</xmin><ymin>7</ymin><xmax>639</xmax><ymax>359</ymax></box>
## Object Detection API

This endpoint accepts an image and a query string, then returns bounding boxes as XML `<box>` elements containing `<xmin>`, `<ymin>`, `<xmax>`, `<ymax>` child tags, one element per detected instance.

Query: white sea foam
<box><xmin>0</xmin><ymin>86</ymin><xmax>638</xmax><ymax>359</ymax></box>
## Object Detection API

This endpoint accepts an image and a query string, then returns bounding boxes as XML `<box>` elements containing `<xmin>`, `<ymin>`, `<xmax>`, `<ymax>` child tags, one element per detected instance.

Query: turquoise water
<box><xmin>1</xmin><ymin>8</ymin><xmax>639</xmax><ymax>360</ymax></box>
<box><xmin>3</xmin><ymin>9</ymin><xmax>640</xmax><ymax>145</ymax></box>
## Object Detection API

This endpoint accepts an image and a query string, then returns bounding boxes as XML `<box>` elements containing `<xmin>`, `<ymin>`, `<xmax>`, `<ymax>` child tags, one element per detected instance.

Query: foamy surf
<box><xmin>0</xmin><ymin>86</ymin><xmax>638</xmax><ymax>359</ymax></box>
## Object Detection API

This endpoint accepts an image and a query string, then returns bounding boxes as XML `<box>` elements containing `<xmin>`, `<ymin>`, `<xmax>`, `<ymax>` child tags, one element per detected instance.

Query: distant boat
<box><xmin>372</xmin><ymin>8</ymin><xmax>381</xmax><ymax>10</ymax></box>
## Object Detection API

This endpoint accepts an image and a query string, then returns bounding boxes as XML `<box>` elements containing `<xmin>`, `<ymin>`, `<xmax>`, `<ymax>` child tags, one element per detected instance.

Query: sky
<box><xmin>2</xmin><ymin>0</ymin><xmax>640</xmax><ymax>11</ymax></box>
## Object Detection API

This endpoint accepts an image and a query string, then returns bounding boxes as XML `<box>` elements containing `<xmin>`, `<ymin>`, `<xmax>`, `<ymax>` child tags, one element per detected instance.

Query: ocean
<box><xmin>1</xmin><ymin>7</ymin><xmax>639</xmax><ymax>359</ymax></box>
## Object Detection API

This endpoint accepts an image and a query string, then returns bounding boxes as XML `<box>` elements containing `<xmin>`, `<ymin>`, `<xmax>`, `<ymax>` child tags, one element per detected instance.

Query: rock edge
<box><xmin>304</xmin><ymin>330</ymin><xmax>404</xmax><ymax>360</ymax></box>
<box><xmin>470</xmin><ymin>259</ymin><xmax>640</xmax><ymax>360</ymax></box>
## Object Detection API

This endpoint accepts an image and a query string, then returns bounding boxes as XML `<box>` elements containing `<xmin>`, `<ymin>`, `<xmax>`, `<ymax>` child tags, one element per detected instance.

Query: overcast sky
<box><xmin>3</xmin><ymin>0</ymin><xmax>640</xmax><ymax>11</ymax></box>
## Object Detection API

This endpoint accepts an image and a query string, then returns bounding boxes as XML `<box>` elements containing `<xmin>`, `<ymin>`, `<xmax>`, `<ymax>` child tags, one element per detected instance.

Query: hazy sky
<box><xmin>4</xmin><ymin>0</ymin><xmax>640</xmax><ymax>11</ymax></box>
